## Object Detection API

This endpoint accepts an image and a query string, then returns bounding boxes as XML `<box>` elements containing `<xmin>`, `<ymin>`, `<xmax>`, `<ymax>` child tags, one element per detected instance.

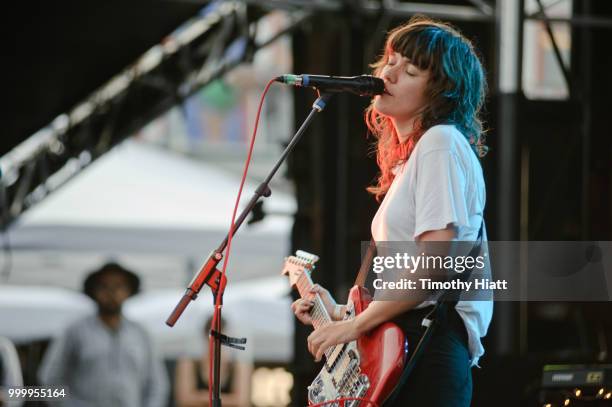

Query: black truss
<box><xmin>0</xmin><ymin>2</ymin><xmax>312</xmax><ymax>226</ymax></box>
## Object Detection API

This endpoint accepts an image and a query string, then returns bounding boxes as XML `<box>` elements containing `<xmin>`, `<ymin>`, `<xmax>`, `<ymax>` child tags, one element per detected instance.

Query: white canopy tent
<box><xmin>1</xmin><ymin>139</ymin><xmax>297</xmax><ymax>362</ymax></box>
<box><xmin>0</xmin><ymin>276</ymin><xmax>293</xmax><ymax>362</ymax></box>
<box><xmin>5</xmin><ymin>139</ymin><xmax>296</xmax><ymax>287</ymax></box>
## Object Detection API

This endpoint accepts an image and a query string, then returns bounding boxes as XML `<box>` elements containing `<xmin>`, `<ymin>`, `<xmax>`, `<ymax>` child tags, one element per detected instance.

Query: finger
<box><xmin>314</xmin><ymin>336</ymin><xmax>329</xmax><ymax>362</ymax></box>
<box><xmin>298</xmin><ymin>312</ymin><xmax>311</xmax><ymax>322</ymax></box>
<box><xmin>315</xmin><ymin>342</ymin><xmax>326</xmax><ymax>362</ymax></box>
<box><xmin>294</xmin><ymin>299</ymin><xmax>312</xmax><ymax>312</ymax></box>
<box><xmin>307</xmin><ymin>337</ymin><xmax>316</xmax><ymax>357</ymax></box>
<box><xmin>303</xmin><ymin>305</ymin><xmax>315</xmax><ymax>316</ymax></box>
<box><xmin>305</xmin><ymin>295</ymin><xmax>317</xmax><ymax>306</ymax></box>
<box><xmin>311</xmin><ymin>287</ymin><xmax>331</xmax><ymax>304</ymax></box>
<box><xmin>308</xmin><ymin>331</ymin><xmax>317</xmax><ymax>353</ymax></box>
<box><xmin>312</xmin><ymin>285</ymin><xmax>328</xmax><ymax>295</ymax></box>
<box><xmin>300</xmin><ymin>299</ymin><xmax>314</xmax><ymax>308</ymax></box>
<box><xmin>308</xmin><ymin>332</ymin><xmax>324</xmax><ymax>359</ymax></box>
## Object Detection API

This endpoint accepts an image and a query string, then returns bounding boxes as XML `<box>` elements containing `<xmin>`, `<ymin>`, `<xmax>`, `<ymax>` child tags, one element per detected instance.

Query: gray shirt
<box><xmin>39</xmin><ymin>315</ymin><xmax>169</xmax><ymax>407</ymax></box>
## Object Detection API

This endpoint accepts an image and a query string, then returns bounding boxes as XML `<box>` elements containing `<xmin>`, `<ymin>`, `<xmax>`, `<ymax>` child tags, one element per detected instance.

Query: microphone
<box><xmin>275</xmin><ymin>74</ymin><xmax>384</xmax><ymax>97</ymax></box>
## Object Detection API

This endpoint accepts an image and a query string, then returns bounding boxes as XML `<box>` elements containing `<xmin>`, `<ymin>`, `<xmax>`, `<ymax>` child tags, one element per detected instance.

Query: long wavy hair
<box><xmin>366</xmin><ymin>16</ymin><xmax>488</xmax><ymax>201</ymax></box>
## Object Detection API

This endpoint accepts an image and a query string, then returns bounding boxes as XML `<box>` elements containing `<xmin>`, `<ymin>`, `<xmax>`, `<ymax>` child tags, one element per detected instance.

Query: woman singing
<box><xmin>291</xmin><ymin>16</ymin><xmax>492</xmax><ymax>406</ymax></box>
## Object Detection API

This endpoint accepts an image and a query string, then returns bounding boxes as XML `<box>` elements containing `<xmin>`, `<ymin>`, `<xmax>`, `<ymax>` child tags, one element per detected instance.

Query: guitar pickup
<box><xmin>325</xmin><ymin>342</ymin><xmax>348</xmax><ymax>372</ymax></box>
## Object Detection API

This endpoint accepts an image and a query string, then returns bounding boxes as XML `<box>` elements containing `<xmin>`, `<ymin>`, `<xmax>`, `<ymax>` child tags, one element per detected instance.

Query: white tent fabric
<box><xmin>7</xmin><ymin>139</ymin><xmax>296</xmax><ymax>287</ymax></box>
<box><xmin>0</xmin><ymin>286</ymin><xmax>95</xmax><ymax>343</ymax></box>
<box><xmin>2</xmin><ymin>139</ymin><xmax>297</xmax><ymax>362</ymax></box>
<box><xmin>17</xmin><ymin>138</ymin><xmax>295</xmax><ymax>232</ymax></box>
<box><xmin>0</xmin><ymin>276</ymin><xmax>293</xmax><ymax>362</ymax></box>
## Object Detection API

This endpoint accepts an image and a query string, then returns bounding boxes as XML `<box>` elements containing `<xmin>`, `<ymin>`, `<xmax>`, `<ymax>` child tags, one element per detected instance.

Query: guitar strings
<box><xmin>293</xmin><ymin>259</ymin><xmax>365</xmax><ymax>401</ymax></box>
<box><xmin>294</xmin><ymin>259</ymin><xmax>364</xmax><ymax>399</ymax></box>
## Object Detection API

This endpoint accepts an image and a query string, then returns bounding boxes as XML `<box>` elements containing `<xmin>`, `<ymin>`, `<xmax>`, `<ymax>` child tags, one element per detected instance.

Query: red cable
<box><xmin>208</xmin><ymin>78</ymin><xmax>277</xmax><ymax>405</ymax></box>
<box><xmin>203</xmin><ymin>82</ymin><xmax>377</xmax><ymax>407</ymax></box>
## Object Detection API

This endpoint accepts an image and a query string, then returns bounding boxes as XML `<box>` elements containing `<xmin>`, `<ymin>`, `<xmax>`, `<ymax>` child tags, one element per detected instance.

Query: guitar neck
<box><xmin>295</xmin><ymin>272</ymin><xmax>332</xmax><ymax>329</ymax></box>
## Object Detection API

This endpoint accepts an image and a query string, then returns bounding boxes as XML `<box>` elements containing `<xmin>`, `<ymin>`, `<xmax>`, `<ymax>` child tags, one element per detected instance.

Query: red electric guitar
<box><xmin>281</xmin><ymin>250</ymin><xmax>407</xmax><ymax>407</ymax></box>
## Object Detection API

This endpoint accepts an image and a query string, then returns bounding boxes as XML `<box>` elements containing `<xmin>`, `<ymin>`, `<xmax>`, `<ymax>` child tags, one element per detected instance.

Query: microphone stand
<box><xmin>166</xmin><ymin>91</ymin><xmax>333</xmax><ymax>407</ymax></box>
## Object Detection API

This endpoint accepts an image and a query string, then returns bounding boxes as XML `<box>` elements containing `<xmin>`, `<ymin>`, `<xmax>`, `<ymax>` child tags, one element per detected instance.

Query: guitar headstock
<box><xmin>281</xmin><ymin>250</ymin><xmax>320</xmax><ymax>288</ymax></box>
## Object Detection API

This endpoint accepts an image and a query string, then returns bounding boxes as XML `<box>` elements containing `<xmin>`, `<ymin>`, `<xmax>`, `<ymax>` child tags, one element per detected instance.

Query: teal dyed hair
<box><xmin>389</xmin><ymin>18</ymin><xmax>487</xmax><ymax>144</ymax></box>
<box><xmin>366</xmin><ymin>16</ymin><xmax>488</xmax><ymax>201</ymax></box>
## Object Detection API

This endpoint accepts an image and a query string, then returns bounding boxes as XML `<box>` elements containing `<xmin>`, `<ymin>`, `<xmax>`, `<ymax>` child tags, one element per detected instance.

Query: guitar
<box><xmin>282</xmin><ymin>250</ymin><xmax>407</xmax><ymax>406</ymax></box>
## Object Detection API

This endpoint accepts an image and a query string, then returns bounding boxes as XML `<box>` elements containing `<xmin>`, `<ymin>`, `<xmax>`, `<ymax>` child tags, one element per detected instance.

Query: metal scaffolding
<box><xmin>0</xmin><ymin>1</ymin><xmax>311</xmax><ymax>226</ymax></box>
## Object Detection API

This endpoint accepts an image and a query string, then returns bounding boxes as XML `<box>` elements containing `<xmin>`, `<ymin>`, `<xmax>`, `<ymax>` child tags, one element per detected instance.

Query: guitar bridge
<box><xmin>308</xmin><ymin>343</ymin><xmax>371</xmax><ymax>407</ymax></box>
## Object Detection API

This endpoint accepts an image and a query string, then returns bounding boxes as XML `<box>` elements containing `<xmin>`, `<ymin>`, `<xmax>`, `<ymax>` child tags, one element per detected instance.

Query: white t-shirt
<box><xmin>371</xmin><ymin>124</ymin><xmax>493</xmax><ymax>366</ymax></box>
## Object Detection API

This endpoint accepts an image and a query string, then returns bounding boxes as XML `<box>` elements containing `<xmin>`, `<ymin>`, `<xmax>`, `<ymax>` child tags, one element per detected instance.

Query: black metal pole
<box><xmin>215</xmin><ymin>92</ymin><xmax>334</xmax><ymax>254</ymax></box>
<box><xmin>166</xmin><ymin>92</ymin><xmax>334</xmax><ymax>327</ymax></box>
<box><xmin>579</xmin><ymin>0</ymin><xmax>592</xmax><ymax>241</ymax></box>
<box><xmin>494</xmin><ymin>0</ymin><xmax>522</xmax><ymax>357</ymax></box>
<box><xmin>212</xmin><ymin>301</ymin><xmax>222</xmax><ymax>407</ymax></box>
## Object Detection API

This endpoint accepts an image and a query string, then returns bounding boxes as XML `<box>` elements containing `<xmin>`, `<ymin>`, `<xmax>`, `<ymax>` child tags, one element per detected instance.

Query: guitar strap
<box><xmin>354</xmin><ymin>239</ymin><xmax>378</xmax><ymax>288</ymax></box>
<box><xmin>353</xmin><ymin>221</ymin><xmax>484</xmax><ymax>405</ymax></box>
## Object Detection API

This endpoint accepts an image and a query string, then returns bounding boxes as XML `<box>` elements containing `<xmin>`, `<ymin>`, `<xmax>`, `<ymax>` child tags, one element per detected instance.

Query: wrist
<box><xmin>332</xmin><ymin>304</ymin><xmax>344</xmax><ymax>320</ymax></box>
<box><xmin>353</xmin><ymin>306</ymin><xmax>375</xmax><ymax>336</ymax></box>
<box><xmin>353</xmin><ymin>313</ymin><xmax>366</xmax><ymax>336</ymax></box>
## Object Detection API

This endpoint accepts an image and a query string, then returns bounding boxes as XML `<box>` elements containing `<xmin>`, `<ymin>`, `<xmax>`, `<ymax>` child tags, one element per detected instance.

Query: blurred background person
<box><xmin>39</xmin><ymin>262</ymin><xmax>169</xmax><ymax>407</ymax></box>
<box><xmin>0</xmin><ymin>336</ymin><xmax>24</xmax><ymax>407</ymax></box>
<box><xmin>174</xmin><ymin>316</ymin><xmax>252</xmax><ymax>407</ymax></box>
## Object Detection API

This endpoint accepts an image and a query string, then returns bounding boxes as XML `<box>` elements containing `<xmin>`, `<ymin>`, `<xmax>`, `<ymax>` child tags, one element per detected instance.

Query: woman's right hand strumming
<box><xmin>291</xmin><ymin>284</ymin><xmax>344</xmax><ymax>325</ymax></box>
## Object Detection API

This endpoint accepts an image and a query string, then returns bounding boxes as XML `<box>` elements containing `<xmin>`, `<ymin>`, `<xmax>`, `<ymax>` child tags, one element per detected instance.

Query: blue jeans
<box><xmin>385</xmin><ymin>307</ymin><xmax>473</xmax><ymax>407</ymax></box>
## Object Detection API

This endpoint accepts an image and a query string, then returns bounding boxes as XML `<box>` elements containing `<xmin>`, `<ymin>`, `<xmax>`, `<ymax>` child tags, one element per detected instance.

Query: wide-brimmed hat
<box><xmin>83</xmin><ymin>262</ymin><xmax>140</xmax><ymax>298</ymax></box>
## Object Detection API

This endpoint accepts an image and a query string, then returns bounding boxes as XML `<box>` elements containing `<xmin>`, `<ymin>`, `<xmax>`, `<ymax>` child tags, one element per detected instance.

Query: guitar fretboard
<box><xmin>295</xmin><ymin>272</ymin><xmax>332</xmax><ymax>330</ymax></box>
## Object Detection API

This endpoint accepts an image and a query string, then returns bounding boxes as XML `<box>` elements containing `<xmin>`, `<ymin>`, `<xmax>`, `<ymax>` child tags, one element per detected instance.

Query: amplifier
<box><xmin>542</xmin><ymin>365</ymin><xmax>612</xmax><ymax>388</ymax></box>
